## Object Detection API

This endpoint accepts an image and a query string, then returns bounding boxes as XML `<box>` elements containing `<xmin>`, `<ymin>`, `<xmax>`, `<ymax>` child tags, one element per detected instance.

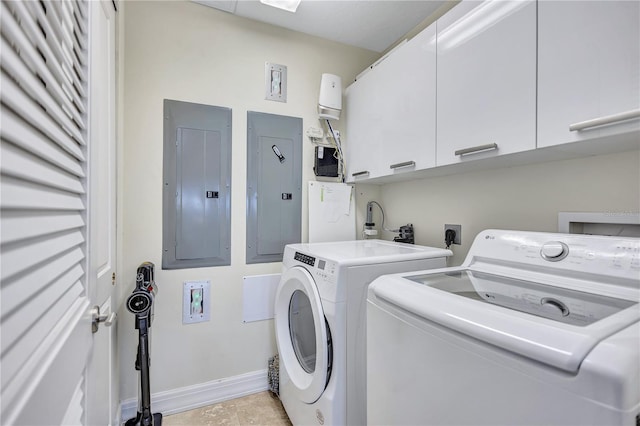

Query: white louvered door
<box><xmin>0</xmin><ymin>0</ymin><xmax>117</xmax><ymax>424</ymax></box>
<box><xmin>86</xmin><ymin>0</ymin><xmax>117</xmax><ymax>425</ymax></box>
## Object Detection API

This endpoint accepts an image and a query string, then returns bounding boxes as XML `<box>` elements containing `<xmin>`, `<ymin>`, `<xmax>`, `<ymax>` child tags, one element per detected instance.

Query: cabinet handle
<box><xmin>390</xmin><ymin>161</ymin><xmax>416</xmax><ymax>169</ymax></box>
<box><xmin>455</xmin><ymin>143</ymin><xmax>498</xmax><ymax>156</ymax></box>
<box><xmin>569</xmin><ymin>109</ymin><xmax>640</xmax><ymax>132</ymax></box>
<box><xmin>352</xmin><ymin>170</ymin><xmax>369</xmax><ymax>177</ymax></box>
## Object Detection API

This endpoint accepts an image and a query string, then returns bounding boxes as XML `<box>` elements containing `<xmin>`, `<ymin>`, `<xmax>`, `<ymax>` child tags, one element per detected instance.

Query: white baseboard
<box><xmin>120</xmin><ymin>369</ymin><xmax>269</xmax><ymax>423</ymax></box>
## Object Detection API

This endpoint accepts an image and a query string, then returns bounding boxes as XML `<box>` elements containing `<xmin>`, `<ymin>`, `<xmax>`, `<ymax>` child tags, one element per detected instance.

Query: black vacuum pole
<box><xmin>125</xmin><ymin>262</ymin><xmax>162</xmax><ymax>426</ymax></box>
<box><xmin>138</xmin><ymin>317</ymin><xmax>153</xmax><ymax>425</ymax></box>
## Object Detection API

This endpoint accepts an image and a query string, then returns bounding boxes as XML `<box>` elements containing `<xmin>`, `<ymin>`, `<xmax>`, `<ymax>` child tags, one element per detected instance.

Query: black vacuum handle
<box><xmin>136</xmin><ymin>262</ymin><xmax>155</xmax><ymax>290</ymax></box>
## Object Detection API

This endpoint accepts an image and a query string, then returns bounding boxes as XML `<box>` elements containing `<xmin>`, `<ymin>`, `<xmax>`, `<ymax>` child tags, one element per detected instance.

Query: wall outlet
<box><xmin>444</xmin><ymin>224</ymin><xmax>462</xmax><ymax>246</ymax></box>
<box><xmin>183</xmin><ymin>280</ymin><xmax>211</xmax><ymax>324</ymax></box>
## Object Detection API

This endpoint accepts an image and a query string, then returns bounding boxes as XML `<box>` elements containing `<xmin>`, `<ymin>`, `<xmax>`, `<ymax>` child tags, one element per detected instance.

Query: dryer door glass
<box><xmin>289</xmin><ymin>289</ymin><xmax>316</xmax><ymax>373</ymax></box>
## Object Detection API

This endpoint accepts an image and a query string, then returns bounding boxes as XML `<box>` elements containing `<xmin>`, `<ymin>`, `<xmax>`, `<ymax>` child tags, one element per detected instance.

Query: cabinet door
<box><xmin>344</xmin><ymin>70</ymin><xmax>385</xmax><ymax>182</ymax></box>
<box><xmin>345</xmin><ymin>25</ymin><xmax>437</xmax><ymax>182</ymax></box>
<box><xmin>377</xmin><ymin>25</ymin><xmax>437</xmax><ymax>177</ymax></box>
<box><xmin>538</xmin><ymin>1</ymin><xmax>640</xmax><ymax>148</ymax></box>
<box><xmin>436</xmin><ymin>0</ymin><xmax>536</xmax><ymax>166</ymax></box>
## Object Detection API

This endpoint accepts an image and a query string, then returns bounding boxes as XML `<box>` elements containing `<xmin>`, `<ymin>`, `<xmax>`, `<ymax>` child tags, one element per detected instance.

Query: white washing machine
<box><xmin>275</xmin><ymin>240</ymin><xmax>451</xmax><ymax>426</ymax></box>
<box><xmin>367</xmin><ymin>230</ymin><xmax>640</xmax><ymax>425</ymax></box>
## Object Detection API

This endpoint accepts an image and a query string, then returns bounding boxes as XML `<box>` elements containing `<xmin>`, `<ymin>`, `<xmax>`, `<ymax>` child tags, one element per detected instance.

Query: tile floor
<box><xmin>162</xmin><ymin>391</ymin><xmax>292</xmax><ymax>426</ymax></box>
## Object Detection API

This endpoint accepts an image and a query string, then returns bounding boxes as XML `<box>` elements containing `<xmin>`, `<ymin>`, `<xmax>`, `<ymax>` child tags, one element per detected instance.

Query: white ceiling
<box><xmin>192</xmin><ymin>0</ymin><xmax>447</xmax><ymax>53</ymax></box>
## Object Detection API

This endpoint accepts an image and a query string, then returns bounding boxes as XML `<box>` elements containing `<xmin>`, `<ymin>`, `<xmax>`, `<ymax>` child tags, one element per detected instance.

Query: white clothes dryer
<box><xmin>275</xmin><ymin>240</ymin><xmax>451</xmax><ymax>426</ymax></box>
<box><xmin>367</xmin><ymin>230</ymin><xmax>640</xmax><ymax>425</ymax></box>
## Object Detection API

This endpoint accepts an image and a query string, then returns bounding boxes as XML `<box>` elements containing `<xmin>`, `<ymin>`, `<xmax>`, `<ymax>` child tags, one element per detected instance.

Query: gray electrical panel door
<box><xmin>163</xmin><ymin>99</ymin><xmax>231</xmax><ymax>269</ymax></box>
<box><xmin>247</xmin><ymin>112</ymin><xmax>302</xmax><ymax>264</ymax></box>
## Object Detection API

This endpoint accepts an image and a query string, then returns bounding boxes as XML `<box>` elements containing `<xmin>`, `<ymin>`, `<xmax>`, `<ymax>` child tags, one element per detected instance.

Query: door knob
<box><xmin>91</xmin><ymin>305</ymin><xmax>116</xmax><ymax>333</ymax></box>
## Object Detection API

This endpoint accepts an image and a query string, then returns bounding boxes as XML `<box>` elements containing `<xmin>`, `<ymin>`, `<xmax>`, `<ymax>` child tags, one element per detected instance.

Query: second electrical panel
<box><xmin>246</xmin><ymin>112</ymin><xmax>302</xmax><ymax>264</ymax></box>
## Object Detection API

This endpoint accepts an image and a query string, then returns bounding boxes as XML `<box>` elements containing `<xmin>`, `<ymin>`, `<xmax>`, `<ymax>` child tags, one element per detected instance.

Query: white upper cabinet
<box><xmin>345</xmin><ymin>24</ymin><xmax>437</xmax><ymax>182</ymax></box>
<box><xmin>436</xmin><ymin>0</ymin><xmax>537</xmax><ymax>166</ymax></box>
<box><xmin>537</xmin><ymin>1</ymin><xmax>640</xmax><ymax>148</ymax></box>
<box><xmin>344</xmin><ymin>0</ymin><xmax>638</xmax><ymax>184</ymax></box>
<box><xmin>344</xmin><ymin>66</ymin><xmax>385</xmax><ymax>182</ymax></box>
<box><xmin>376</xmin><ymin>25</ymin><xmax>437</xmax><ymax>177</ymax></box>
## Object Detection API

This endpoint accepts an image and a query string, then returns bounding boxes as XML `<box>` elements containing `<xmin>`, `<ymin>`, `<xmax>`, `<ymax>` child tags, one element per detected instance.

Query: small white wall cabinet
<box><xmin>345</xmin><ymin>25</ymin><xmax>437</xmax><ymax>182</ymax></box>
<box><xmin>537</xmin><ymin>1</ymin><xmax>640</xmax><ymax>148</ymax></box>
<box><xmin>436</xmin><ymin>0</ymin><xmax>537</xmax><ymax>166</ymax></box>
<box><xmin>344</xmin><ymin>67</ymin><xmax>384</xmax><ymax>182</ymax></box>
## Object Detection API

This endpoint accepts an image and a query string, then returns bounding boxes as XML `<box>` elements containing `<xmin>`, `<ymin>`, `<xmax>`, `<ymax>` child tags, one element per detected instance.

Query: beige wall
<box><xmin>118</xmin><ymin>0</ymin><xmax>640</xmax><ymax>403</ymax></box>
<box><xmin>118</xmin><ymin>1</ymin><xmax>378</xmax><ymax>400</ymax></box>
<box><xmin>372</xmin><ymin>150</ymin><xmax>640</xmax><ymax>266</ymax></box>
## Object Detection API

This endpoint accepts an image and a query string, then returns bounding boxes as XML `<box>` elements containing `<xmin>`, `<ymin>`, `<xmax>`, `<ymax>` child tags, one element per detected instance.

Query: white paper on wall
<box><xmin>242</xmin><ymin>273</ymin><xmax>281</xmax><ymax>323</ymax></box>
<box><xmin>308</xmin><ymin>181</ymin><xmax>356</xmax><ymax>242</ymax></box>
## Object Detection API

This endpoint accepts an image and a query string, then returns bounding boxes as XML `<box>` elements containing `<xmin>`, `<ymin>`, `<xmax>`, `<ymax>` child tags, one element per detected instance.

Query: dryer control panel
<box><xmin>294</xmin><ymin>251</ymin><xmax>316</xmax><ymax>266</ymax></box>
<box><xmin>294</xmin><ymin>251</ymin><xmax>337</xmax><ymax>283</ymax></box>
<box><xmin>315</xmin><ymin>258</ymin><xmax>337</xmax><ymax>283</ymax></box>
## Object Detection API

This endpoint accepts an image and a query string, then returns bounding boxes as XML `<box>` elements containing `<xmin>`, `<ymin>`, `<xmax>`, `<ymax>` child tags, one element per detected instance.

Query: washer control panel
<box><xmin>540</xmin><ymin>241</ymin><xmax>569</xmax><ymax>262</ymax></box>
<box><xmin>470</xmin><ymin>230</ymin><xmax>640</xmax><ymax>282</ymax></box>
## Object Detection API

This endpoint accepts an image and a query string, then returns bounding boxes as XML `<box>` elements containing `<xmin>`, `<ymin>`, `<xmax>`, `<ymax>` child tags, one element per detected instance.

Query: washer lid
<box><xmin>408</xmin><ymin>270</ymin><xmax>636</xmax><ymax>326</ymax></box>
<box><xmin>370</xmin><ymin>271</ymin><xmax>640</xmax><ymax>373</ymax></box>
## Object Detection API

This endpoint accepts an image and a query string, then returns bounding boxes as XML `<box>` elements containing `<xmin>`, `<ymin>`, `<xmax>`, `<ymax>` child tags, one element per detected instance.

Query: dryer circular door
<box><xmin>275</xmin><ymin>266</ymin><xmax>331</xmax><ymax>403</ymax></box>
